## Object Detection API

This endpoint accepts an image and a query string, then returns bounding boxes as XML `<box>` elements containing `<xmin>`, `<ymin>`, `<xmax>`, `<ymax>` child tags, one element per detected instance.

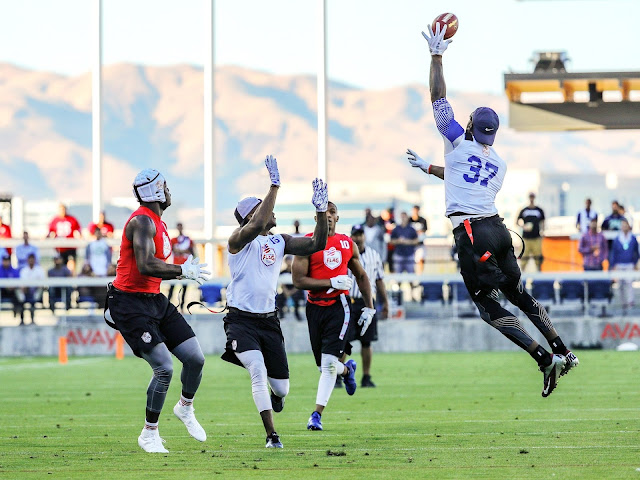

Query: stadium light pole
<box><xmin>317</xmin><ymin>0</ymin><xmax>328</xmax><ymax>183</ymax></box>
<box><xmin>204</xmin><ymin>0</ymin><xmax>216</xmax><ymax>273</ymax></box>
<box><xmin>91</xmin><ymin>0</ymin><xmax>103</xmax><ymax>223</ymax></box>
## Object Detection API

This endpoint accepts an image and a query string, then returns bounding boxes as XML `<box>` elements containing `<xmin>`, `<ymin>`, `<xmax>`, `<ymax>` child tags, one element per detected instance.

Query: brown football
<box><xmin>432</xmin><ymin>13</ymin><xmax>458</xmax><ymax>40</ymax></box>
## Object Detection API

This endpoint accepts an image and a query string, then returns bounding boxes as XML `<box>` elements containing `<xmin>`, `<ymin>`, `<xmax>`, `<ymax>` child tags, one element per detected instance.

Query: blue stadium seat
<box><xmin>531</xmin><ymin>280</ymin><xmax>556</xmax><ymax>305</ymax></box>
<box><xmin>420</xmin><ymin>281</ymin><xmax>445</xmax><ymax>305</ymax></box>
<box><xmin>586</xmin><ymin>279</ymin><xmax>613</xmax><ymax>317</ymax></box>
<box><xmin>448</xmin><ymin>281</ymin><xmax>472</xmax><ymax>304</ymax></box>
<box><xmin>559</xmin><ymin>280</ymin><xmax>585</xmax><ymax>313</ymax></box>
<box><xmin>199</xmin><ymin>284</ymin><xmax>223</xmax><ymax>306</ymax></box>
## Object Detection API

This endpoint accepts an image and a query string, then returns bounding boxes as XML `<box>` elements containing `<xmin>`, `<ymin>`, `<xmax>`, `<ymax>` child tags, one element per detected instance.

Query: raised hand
<box><xmin>180</xmin><ymin>254</ymin><xmax>211</xmax><ymax>285</ymax></box>
<box><xmin>264</xmin><ymin>155</ymin><xmax>280</xmax><ymax>187</ymax></box>
<box><xmin>421</xmin><ymin>23</ymin><xmax>451</xmax><ymax>56</ymax></box>
<box><xmin>406</xmin><ymin>148</ymin><xmax>431</xmax><ymax>172</ymax></box>
<box><xmin>311</xmin><ymin>178</ymin><xmax>328</xmax><ymax>212</ymax></box>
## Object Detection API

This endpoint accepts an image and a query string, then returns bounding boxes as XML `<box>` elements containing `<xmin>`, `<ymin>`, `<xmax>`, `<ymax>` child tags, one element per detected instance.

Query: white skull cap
<box><xmin>234</xmin><ymin>197</ymin><xmax>262</xmax><ymax>224</ymax></box>
<box><xmin>133</xmin><ymin>169</ymin><xmax>166</xmax><ymax>203</ymax></box>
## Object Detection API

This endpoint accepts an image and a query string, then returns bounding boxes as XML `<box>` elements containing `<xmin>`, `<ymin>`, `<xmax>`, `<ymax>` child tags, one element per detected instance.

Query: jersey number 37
<box><xmin>463</xmin><ymin>155</ymin><xmax>498</xmax><ymax>187</ymax></box>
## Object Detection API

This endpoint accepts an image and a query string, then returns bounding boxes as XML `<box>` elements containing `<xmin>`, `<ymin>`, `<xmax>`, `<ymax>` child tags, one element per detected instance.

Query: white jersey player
<box><xmin>222</xmin><ymin>155</ymin><xmax>329</xmax><ymax>449</ymax></box>
<box><xmin>405</xmin><ymin>21</ymin><xmax>578</xmax><ymax>398</ymax></box>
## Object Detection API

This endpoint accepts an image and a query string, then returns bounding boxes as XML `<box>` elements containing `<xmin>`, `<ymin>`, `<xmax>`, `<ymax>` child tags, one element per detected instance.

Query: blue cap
<box><xmin>351</xmin><ymin>224</ymin><xmax>365</xmax><ymax>234</ymax></box>
<box><xmin>471</xmin><ymin>107</ymin><xmax>499</xmax><ymax>146</ymax></box>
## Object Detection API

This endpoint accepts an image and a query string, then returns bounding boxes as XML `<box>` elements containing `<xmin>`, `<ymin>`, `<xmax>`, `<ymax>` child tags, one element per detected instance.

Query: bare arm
<box><xmin>430</xmin><ymin>55</ymin><xmax>446</xmax><ymax>102</ymax></box>
<box><xmin>429</xmin><ymin>165</ymin><xmax>445</xmax><ymax>180</ymax></box>
<box><xmin>283</xmin><ymin>211</ymin><xmax>328</xmax><ymax>256</ymax></box>
<box><xmin>228</xmin><ymin>185</ymin><xmax>279</xmax><ymax>254</ymax></box>
<box><xmin>291</xmin><ymin>254</ymin><xmax>332</xmax><ymax>291</ymax></box>
<box><xmin>348</xmin><ymin>244</ymin><xmax>374</xmax><ymax>309</ymax></box>
<box><xmin>128</xmin><ymin>216</ymin><xmax>182</xmax><ymax>279</ymax></box>
<box><xmin>375</xmin><ymin>278</ymin><xmax>389</xmax><ymax>320</ymax></box>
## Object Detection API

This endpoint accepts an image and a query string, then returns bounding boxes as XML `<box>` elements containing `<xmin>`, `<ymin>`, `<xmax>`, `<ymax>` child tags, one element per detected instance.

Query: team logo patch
<box><xmin>261</xmin><ymin>242</ymin><xmax>276</xmax><ymax>266</ymax></box>
<box><xmin>141</xmin><ymin>332</ymin><xmax>152</xmax><ymax>343</ymax></box>
<box><xmin>162</xmin><ymin>232</ymin><xmax>171</xmax><ymax>258</ymax></box>
<box><xmin>231</xmin><ymin>339</ymin><xmax>237</xmax><ymax>351</ymax></box>
<box><xmin>323</xmin><ymin>246</ymin><xmax>342</xmax><ymax>270</ymax></box>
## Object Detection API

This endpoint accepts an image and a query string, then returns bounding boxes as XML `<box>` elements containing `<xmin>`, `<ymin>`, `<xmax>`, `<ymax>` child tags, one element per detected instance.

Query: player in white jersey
<box><xmin>405</xmin><ymin>23</ymin><xmax>578</xmax><ymax>398</ymax></box>
<box><xmin>222</xmin><ymin>155</ymin><xmax>329</xmax><ymax>448</ymax></box>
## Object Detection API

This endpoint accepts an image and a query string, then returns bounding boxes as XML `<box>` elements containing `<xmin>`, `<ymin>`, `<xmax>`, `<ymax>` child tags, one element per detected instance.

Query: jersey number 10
<box><xmin>463</xmin><ymin>155</ymin><xmax>499</xmax><ymax>187</ymax></box>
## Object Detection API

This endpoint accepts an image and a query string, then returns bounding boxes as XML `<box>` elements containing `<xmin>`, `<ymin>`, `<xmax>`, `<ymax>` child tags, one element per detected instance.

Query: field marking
<box><xmin>0</xmin><ymin>358</ymin><xmax>107</xmax><ymax>371</ymax></box>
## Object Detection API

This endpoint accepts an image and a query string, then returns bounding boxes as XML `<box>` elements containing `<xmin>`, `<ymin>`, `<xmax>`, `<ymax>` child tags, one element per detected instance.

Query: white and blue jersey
<box><xmin>433</xmin><ymin>98</ymin><xmax>507</xmax><ymax>228</ymax></box>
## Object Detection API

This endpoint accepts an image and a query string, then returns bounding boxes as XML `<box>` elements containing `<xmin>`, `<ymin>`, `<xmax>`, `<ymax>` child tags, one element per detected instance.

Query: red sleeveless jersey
<box><xmin>306</xmin><ymin>233</ymin><xmax>353</xmax><ymax>306</ymax></box>
<box><xmin>113</xmin><ymin>206</ymin><xmax>172</xmax><ymax>294</ymax></box>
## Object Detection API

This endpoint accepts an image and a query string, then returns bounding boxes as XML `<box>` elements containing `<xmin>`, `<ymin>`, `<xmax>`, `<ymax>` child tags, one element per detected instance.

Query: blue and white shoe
<box><xmin>266</xmin><ymin>432</ymin><xmax>283</xmax><ymax>448</ymax></box>
<box><xmin>343</xmin><ymin>359</ymin><xmax>357</xmax><ymax>396</ymax></box>
<box><xmin>307</xmin><ymin>411</ymin><xmax>323</xmax><ymax>431</ymax></box>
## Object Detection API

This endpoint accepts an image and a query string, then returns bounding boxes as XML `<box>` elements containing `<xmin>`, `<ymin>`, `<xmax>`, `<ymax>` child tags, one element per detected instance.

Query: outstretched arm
<box><xmin>284</xmin><ymin>179</ymin><xmax>329</xmax><ymax>256</ymax></box>
<box><xmin>430</xmin><ymin>55</ymin><xmax>446</xmax><ymax>102</ymax></box>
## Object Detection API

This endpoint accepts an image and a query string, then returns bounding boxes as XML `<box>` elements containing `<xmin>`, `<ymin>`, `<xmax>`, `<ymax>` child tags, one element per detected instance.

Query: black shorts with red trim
<box><xmin>106</xmin><ymin>286</ymin><xmax>195</xmax><ymax>358</ymax></box>
<box><xmin>306</xmin><ymin>293</ymin><xmax>353</xmax><ymax>366</ymax></box>
<box><xmin>221</xmin><ymin>308</ymin><xmax>289</xmax><ymax>380</ymax></box>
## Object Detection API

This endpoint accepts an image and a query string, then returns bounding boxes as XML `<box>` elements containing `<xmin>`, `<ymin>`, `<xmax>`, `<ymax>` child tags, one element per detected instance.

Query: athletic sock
<box><xmin>179</xmin><ymin>393</ymin><xmax>193</xmax><ymax>407</ymax></box>
<box><xmin>531</xmin><ymin>345</ymin><xmax>552</xmax><ymax>368</ymax></box>
<box><xmin>144</xmin><ymin>421</ymin><xmax>159</xmax><ymax>431</ymax></box>
<box><xmin>549</xmin><ymin>336</ymin><xmax>568</xmax><ymax>355</ymax></box>
<box><xmin>146</xmin><ymin>408</ymin><xmax>160</xmax><ymax>424</ymax></box>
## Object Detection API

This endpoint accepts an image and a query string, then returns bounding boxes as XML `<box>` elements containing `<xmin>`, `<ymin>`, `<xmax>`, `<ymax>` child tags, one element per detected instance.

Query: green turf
<box><xmin>0</xmin><ymin>351</ymin><xmax>639</xmax><ymax>479</ymax></box>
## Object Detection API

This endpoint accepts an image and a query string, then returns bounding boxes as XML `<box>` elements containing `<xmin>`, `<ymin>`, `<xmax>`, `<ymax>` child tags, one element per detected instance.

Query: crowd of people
<box><xmin>0</xmin><ymin>204</ymin><xmax>198</xmax><ymax>324</ymax></box>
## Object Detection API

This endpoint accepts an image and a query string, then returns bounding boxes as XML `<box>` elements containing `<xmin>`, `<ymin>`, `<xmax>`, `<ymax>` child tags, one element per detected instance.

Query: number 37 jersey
<box><xmin>432</xmin><ymin>97</ymin><xmax>506</xmax><ymax>218</ymax></box>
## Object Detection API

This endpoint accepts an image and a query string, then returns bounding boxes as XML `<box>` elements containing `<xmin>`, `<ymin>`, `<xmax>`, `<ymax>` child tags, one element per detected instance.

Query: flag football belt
<box><xmin>227</xmin><ymin>307</ymin><xmax>278</xmax><ymax>319</ymax></box>
<box><xmin>452</xmin><ymin>215</ymin><xmax>525</xmax><ymax>261</ymax></box>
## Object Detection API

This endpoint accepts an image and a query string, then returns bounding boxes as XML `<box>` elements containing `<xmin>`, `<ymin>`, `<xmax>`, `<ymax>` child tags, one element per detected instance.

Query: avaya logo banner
<box><xmin>66</xmin><ymin>329</ymin><xmax>120</xmax><ymax>349</ymax></box>
<box><xmin>600</xmin><ymin>323</ymin><xmax>640</xmax><ymax>340</ymax></box>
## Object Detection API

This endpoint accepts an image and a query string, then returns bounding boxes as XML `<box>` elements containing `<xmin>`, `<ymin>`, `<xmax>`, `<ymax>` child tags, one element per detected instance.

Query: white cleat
<box><xmin>138</xmin><ymin>428</ymin><xmax>169</xmax><ymax>453</ymax></box>
<box><xmin>173</xmin><ymin>403</ymin><xmax>207</xmax><ymax>442</ymax></box>
<box><xmin>541</xmin><ymin>354</ymin><xmax>566</xmax><ymax>398</ymax></box>
<box><xmin>561</xmin><ymin>350</ymin><xmax>579</xmax><ymax>376</ymax></box>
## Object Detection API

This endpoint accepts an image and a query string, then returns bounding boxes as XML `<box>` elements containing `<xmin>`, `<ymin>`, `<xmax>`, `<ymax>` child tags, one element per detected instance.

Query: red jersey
<box><xmin>88</xmin><ymin>221</ymin><xmax>115</xmax><ymax>237</ymax></box>
<box><xmin>306</xmin><ymin>233</ymin><xmax>354</xmax><ymax>306</ymax></box>
<box><xmin>48</xmin><ymin>215</ymin><xmax>81</xmax><ymax>253</ymax></box>
<box><xmin>170</xmin><ymin>235</ymin><xmax>193</xmax><ymax>265</ymax></box>
<box><xmin>113</xmin><ymin>206</ymin><xmax>172</xmax><ymax>294</ymax></box>
<box><xmin>0</xmin><ymin>223</ymin><xmax>12</xmax><ymax>255</ymax></box>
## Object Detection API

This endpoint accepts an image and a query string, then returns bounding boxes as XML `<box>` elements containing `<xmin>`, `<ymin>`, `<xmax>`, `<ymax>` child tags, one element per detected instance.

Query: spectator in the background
<box><xmin>390</xmin><ymin>212</ymin><xmax>420</xmax><ymax>274</ymax></box>
<box><xmin>85</xmin><ymin>229</ymin><xmax>112</xmax><ymax>276</ymax></box>
<box><xmin>47</xmin><ymin>254</ymin><xmax>73</xmax><ymax>311</ymax></box>
<box><xmin>579</xmin><ymin>219</ymin><xmax>608</xmax><ymax>271</ymax></box>
<box><xmin>0</xmin><ymin>253</ymin><xmax>19</xmax><ymax>318</ymax></box>
<box><xmin>609</xmin><ymin>219</ymin><xmax>639</xmax><ymax>309</ymax></box>
<box><xmin>168</xmin><ymin>222</ymin><xmax>195</xmax><ymax>312</ymax></box>
<box><xmin>0</xmin><ymin>246</ymin><xmax>7</xmax><ymax>259</ymax></box>
<box><xmin>0</xmin><ymin>215</ymin><xmax>12</xmax><ymax>255</ymax></box>
<box><xmin>363</xmin><ymin>213</ymin><xmax>386</xmax><ymax>266</ymax></box>
<box><xmin>602</xmin><ymin>200</ymin><xmax>627</xmax><ymax>233</ymax></box>
<box><xmin>16</xmin><ymin>231</ymin><xmax>39</xmax><ymax>270</ymax></box>
<box><xmin>106</xmin><ymin>263</ymin><xmax>117</xmax><ymax>277</ymax></box>
<box><xmin>88</xmin><ymin>211</ymin><xmax>115</xmax><ymax>238</ymax></box>
<box><xmin>48</xmin><ymin>203</ymin><xmax>82</xmax><ymax>273</ymax></box>
<box><xmin>77</xmin><ymin>263</ymin><xmax>107</xmax><ymax>309</ymax></box>
<box><xmin>16</xmin><ymin>253</ymin><xmax>46</xmax><ymax>325</ymax></box>
<box><xmin>380</xmin><ymin>208</ymin><xmax>396</xmax><ymax>272</ymax></box>
<box><xmin>576</xmin><ymin>198</ymin><xmax>598</xmax><ymax>234</ymax></box>
<box><xmin>292</xmin><ymin>219</ymin><xmax>302</xmax><ymax>236</ymax></box>
<box><xmin>517</xmin><ymin>193</ymin><xmax>545</xmax><ymax>271</ymax></box>
<box><xmin>409</xmin><ymin>205</ymin><xmax>428</xmax><ymax>274</ymax></box>
<box><xmin>619</xmin><ymin>205</ymin><xmax>633</xmax><ymax>228</ymax></box>
<box><xmin>275</xmin><ymin>255</ymin><xmax>305</xmax><ymax>320</ymax></box>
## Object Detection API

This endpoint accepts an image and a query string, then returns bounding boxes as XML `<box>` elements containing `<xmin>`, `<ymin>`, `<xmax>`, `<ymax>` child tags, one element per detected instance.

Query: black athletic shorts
<box><xmin>306</xmin><ymin>294</ymin><xmax>353</xmax><ymax>367</ymax></box>
<box><xmin>453</xmin><ymin>215</ymin><xmax>521</xmax><ymax>300</ymax></box>
<box><xmin>106</xmin><ymin>286</ymin><xmax>195</xmax><ymax>358</ymax></box>
<box><xmin>221</xmin><ymin>308</ymin><xmax>289</xmax><ymax>380</ymax></box>
<box><xmin>346</xmin><ymin>297</ymin><xmax>378</xmax><ymax>346</ymax></box>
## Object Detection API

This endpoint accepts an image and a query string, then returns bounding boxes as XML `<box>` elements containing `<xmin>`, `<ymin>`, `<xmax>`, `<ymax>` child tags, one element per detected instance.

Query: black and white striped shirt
<box><xmin>348</xmin><ymin>247</ymin><xmax>384</xmax><ymax>299</ymax></box>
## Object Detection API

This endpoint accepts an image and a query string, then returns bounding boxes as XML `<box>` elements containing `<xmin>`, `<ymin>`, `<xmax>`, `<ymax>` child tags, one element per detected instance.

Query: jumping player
<box><xmin>406</xmin><ymin>23</ymin><xmax>578</xmax><ymax>397</ymax></box>
<box><xmin>106</xmin><ymin>169</ymin><xmax>210</xmax><ymax>453</ymax></box>
<box><xmin>222</xmin><ymin>155</ymin><xmax>329</xmax><ymax>449</ymax></box>
<box><xmin>292</xmin><ymin>201</ymin><xmax>376</xmax><ymax>430</ymax></box>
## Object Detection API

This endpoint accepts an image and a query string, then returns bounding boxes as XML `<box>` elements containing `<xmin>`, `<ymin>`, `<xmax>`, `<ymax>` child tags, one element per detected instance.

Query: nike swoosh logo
<box><xmin>484</xmin><ymin>128</ymin><xmax>494</xmax><ymax>132</ymax></box>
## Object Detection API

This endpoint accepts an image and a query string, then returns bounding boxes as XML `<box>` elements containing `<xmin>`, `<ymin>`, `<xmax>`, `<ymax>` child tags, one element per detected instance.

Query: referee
<box><xmin>346</xmin><ymin>224</ymin><xmax>389</xmax><ymax>387</ymax></box>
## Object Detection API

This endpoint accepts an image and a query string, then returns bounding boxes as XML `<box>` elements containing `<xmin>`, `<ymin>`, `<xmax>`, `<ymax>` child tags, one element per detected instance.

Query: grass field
<box><xmin>1</xmin><ymin>351</ymin><xmax>639</xmax><ymax>479</ymax></box>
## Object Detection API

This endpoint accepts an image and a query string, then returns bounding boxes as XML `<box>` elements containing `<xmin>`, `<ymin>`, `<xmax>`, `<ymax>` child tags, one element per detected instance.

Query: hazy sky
<box><xmin>1</xmin><ymin>0</ymin><xmax>638</xmax><ymax>93</ymax></box>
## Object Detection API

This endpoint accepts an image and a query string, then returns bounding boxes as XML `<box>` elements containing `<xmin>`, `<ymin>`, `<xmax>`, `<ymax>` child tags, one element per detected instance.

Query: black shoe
<box><xmin>334</xmin><ymin>376</ymin><xmax>343</xmax><ymax>389</ymax></box>
<box><xmin>266</xmin><ymin>431</ymin><xmax>283</xmax><ymax>448</ymax></box>
<box><xmin>270</xmin><ymin>390</ymin><xmax>285</xmax><ymax>413</ymax></box>
<box><xmin>361</xmin><ymin>374</ymin><xmax>376</xmax><ymax>388</ymax></box>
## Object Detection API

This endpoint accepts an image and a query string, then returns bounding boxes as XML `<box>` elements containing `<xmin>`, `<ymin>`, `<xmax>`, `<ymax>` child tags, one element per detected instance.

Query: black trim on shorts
<box><xmin>306</xmin><ymin>294</ymin><xmax>353</xmax><ymax>367</ymax></box>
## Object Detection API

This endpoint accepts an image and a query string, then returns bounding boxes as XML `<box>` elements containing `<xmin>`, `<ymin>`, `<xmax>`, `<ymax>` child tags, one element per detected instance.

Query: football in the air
<box><xmin>432</xmin><ymin>13</ymin><xmax>458</xmax><ymax>39</ymax></box>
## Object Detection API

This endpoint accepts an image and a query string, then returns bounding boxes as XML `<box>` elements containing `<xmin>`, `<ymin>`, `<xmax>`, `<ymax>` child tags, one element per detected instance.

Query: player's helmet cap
<box><xmin>1</xmin><ymin>253</ymin><xmax>10</xmax><ymax>260</ymax></box>
<box><xmin>133</xmin><ymin>169</ymin><xmax>166</xmax><ymax>203</ymax></box>
<box><xmin>234</xmin><ymin>197</ymin><xmax>262</xmax><ymax>224</ymax></box>
<box><xmin>472</xmin><ymin>107</ymin><xmax>499</xmax><ymax>146</ymax></box>
<box><xmin>351</xmin><ymin>224</ymin><xmax>365</xmax><ymax>235</ymax></box>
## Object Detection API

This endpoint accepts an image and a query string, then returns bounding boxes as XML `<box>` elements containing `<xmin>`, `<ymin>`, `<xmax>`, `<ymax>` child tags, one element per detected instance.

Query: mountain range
<box><xmin>1</xmin><ymin>62</ymin><xmax>639</xmax><ymax>226</ymax></box>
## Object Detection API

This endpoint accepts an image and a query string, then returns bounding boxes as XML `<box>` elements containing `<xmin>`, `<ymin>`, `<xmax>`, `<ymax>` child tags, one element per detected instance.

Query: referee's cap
<box><xmin>351</xmin><ymin>224</ymin><xmax>365</xmax><ymax>235</ymax></box>
<box><xmin>234</xmin><ymin>197</ymin><xmax>262</xmax><ymax>224</ymax></box>
<box><xmin>471</xmin><ymin>107</ymin><xmax>499</xmax><ymax>146</ymax></box>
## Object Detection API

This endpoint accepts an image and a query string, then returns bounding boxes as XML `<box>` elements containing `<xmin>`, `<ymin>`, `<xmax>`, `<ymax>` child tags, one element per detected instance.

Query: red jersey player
<box><xmin>292</xmin><ymin>201</ymin><xmax>376</xmax><ymax>431</ymax></box>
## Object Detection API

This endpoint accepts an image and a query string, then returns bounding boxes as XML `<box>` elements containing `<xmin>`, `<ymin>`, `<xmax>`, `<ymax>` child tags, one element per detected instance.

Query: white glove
<box><xmin>358</xmin><ymin>307</ymin><xmax>376</xmax><ymax>335</ymax></box>
<box><xmin>311</xmin><ymin>178</ymin><xmax>328</xmax><ymax>212</ymax></box>
<box><xmin>265</xmin><ymin>154</ymin><xmax>280</xmax><ymax>186</ymax></box>
<box><xmin>406</xmin><ymin>148</ymin><xmax>431</xmax><ymax>172</ymax></box>
<box><xmin>327</xmin><ymin>275</ymin><xmax>353</xmax><ymax>294</ymax></box>
<box><xmin>421</xmin><ymin>23</ymin><xmax>452</xmax><ymax>56</ymax></box>
<box><xmin>179</xmin><ymin>254</ymin><xmax>211</xmax><ymax>285</ymax></box>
